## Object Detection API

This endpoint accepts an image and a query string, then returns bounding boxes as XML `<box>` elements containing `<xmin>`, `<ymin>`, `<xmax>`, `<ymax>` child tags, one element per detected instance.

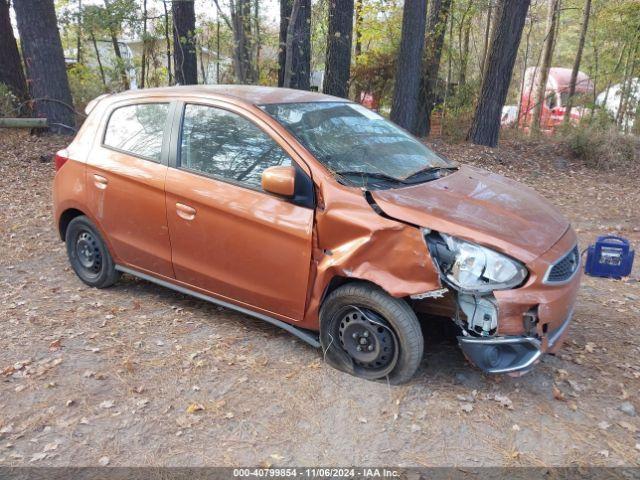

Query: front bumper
<box><xmin>457</xmin><ymin>227</ymin><xmax>581</xmax><ymax>374</ymax></box>
<box><xmin>457</xmin><ymin>309</ymin><xmax>573</xmax><ymax>374</ymax></box>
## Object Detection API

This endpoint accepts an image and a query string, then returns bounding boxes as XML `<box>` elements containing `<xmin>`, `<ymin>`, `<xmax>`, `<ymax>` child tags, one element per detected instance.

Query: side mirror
<box><xmin>261</xmin><ymin>165</ymin><xmax>296</xmax><ymax>197</ymax></box>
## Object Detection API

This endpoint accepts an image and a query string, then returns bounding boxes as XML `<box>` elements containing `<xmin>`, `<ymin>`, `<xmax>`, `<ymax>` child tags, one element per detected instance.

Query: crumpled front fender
<box><xmin>300</xmin><ymin>181</ymin><xmax>441</xmax><ymax>330</ymax></box>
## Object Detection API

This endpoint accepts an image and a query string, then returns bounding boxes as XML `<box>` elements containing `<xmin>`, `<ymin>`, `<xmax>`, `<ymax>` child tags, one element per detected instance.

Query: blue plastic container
<box><xmin>585</xmin><ymin>235</ymin><xmax>635</xmax><ymax>279</ymax></box>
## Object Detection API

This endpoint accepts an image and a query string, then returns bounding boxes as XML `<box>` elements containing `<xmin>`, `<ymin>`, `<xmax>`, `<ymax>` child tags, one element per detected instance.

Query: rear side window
<box><xmin>179</xmin><ymin>104</ymin><xmax>292</xmax><ymax>190</ymax></box>
<box><xmin>103</xmin><ymin>103</ymin><xmax>169</xmax><ymax>161</ymax></box>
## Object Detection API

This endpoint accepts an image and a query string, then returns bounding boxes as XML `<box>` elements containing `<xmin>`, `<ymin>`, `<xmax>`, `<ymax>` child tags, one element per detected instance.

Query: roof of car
<box><xmin>108</xmin><ymin>85</ymin><xmax>345</xmax><ymax>105</ymax></box>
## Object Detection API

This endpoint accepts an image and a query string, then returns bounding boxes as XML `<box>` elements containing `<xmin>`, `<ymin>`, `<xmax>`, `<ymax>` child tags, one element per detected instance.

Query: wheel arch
<box><xmin>58</xmin><ymin>207</ymin><xmax>86</xmax><ymax>240</ymax></box>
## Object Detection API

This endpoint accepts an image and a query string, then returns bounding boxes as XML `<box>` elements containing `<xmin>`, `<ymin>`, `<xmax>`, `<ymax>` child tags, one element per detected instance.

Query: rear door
<box><xmin>86</xmin><ymin>101</ymin><xmax>175</xmax><ymax>278</ymax></box>
<box><xmin>165</xmin><ymin>101</ymin><xmax>314</xmax><ymax>320</ymax></box>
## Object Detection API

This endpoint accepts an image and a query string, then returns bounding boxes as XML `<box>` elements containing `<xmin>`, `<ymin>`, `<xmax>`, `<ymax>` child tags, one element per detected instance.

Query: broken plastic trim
<box><xmin>115</xmin><ymin>265</ymin><xmax>321</xmax><ymax>348</ymax></box>
<box><xmin>458</xmin><ymin>336</ymin><xmax>541</xmax><ymax>374</ymax></box>
<box><xmin>459</xmin><ymin>310</ymin><xmax>573</xmax><ymax>374</ymax></box>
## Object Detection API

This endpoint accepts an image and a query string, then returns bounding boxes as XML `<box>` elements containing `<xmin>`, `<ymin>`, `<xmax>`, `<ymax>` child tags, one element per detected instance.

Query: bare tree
<box><xmin>13</xmin><ymin>0</ymin><xmax>75</xmax><ymax>133</ymax></box>
<box><xmin>531</xmin><ymin>0</ymin><xmax>560</xmax><ymax>133</ymax></box>
<box><xmin>103</xmin><ymin>0</ymin><xmax>130</xmax><ymax>89</ymax></box>
<box><xmin>163</xmin><ymin>0</ymin><xmax>173</xmax><ymax>84</ymax></box>
<box><xmin>141</xmin><ymin>0</ymin><xmax>148</xmax><ymax>88</ymax></box>
<box><xmin>215</xmin><ymin>0</ymin><xmax>258</xmax><ymax>84</ymax></box>
<box><xmin>172</xmin><ymin>0</ymin><xmax>197</xmax><ymax>85</ymax></box>
<box><xmin>277</xmin><ymin>0</ymin><xmax>292</xmax><ymax>87</ymax></box>
<box><xmin>323</xmin><ymin>0</ymin><xmax>354</xmax><ymax>98</ymax></box>
<box><xmin>414</xmin><ymin>0</ymin><xmax>452</xmax><ymax>137</ymax></box>
<box><xmin>563</xmin><ymin>0</ymin><xmax>591</xmax><ymax>125</ymax></box>
<box><xmin>0</xmin><ymin>0</ymin><xmax>29</xmax><ymax>106</ymax></box>
<box><xmin>281</xmin><ymin>0</ymin><xmax>311</xmax><ymax>90</ymax></box>
<box><xmin>390</xmin><ymin>0</ymin><xmax>427</xmax><ymax>133</ymax></box>
<box><xmin>467</xmin><ymin>0</ymin><xmax>531</xmax><ymax>147</ymax></box>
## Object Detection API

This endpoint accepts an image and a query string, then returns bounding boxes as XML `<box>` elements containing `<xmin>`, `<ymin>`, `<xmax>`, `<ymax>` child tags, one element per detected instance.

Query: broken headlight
<box><xmin>426</xmin><ymin>232</ymin><xmax>527</xmax><ymax>294</ymax></box>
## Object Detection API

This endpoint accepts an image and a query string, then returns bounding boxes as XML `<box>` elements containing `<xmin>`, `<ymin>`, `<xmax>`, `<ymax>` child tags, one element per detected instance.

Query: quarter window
<box><xmin>104</xmin><ymin>103</ymin><xmax>169</xmax><ymax>161</ymax></box>
<box><xmin>180</xmin><ymin>104</ymin><xmax>292</xmax><ymax>190</ymax></box>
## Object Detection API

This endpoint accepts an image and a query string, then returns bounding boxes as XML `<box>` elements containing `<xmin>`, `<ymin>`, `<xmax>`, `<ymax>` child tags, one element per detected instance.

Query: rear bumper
<box><xmin>458</xmin><ymin>309</ymin><xmax>573</xmax><ymax>374</ymax></box>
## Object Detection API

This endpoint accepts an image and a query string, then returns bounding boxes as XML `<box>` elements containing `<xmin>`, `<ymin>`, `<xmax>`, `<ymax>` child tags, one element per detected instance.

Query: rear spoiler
<box><xmin>84</xmin><ymin>93</ymin><xmax>111</xmax><ymax>116</ymax></box>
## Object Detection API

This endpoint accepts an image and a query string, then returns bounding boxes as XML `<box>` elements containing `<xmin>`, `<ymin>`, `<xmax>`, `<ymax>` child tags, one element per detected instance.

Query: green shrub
<box><xmin>563</xmin><ymin>123</ymin><xmax>638</xmax><ymax>170</ymax></box>
<box><xmin>0</xmin><ymin>83</ymin><xmax>19</xmax><ymax>117</ymax></box>
<box><xmin>67</xmin><ymin>64</ymin><xmax>106</xmax><ymax>114</ymax></box>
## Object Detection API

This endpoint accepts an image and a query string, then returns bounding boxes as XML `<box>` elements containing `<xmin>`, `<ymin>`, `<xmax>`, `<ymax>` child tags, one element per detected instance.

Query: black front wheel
<box><xmin>65</xmin><ymin>216</ymin><xmax>120</xmax><ymax>288</ymax></box>
<box><xmin>320</xmin><ymin>282</ymin><xmax>423</xmax><ymax>384</ymax></box>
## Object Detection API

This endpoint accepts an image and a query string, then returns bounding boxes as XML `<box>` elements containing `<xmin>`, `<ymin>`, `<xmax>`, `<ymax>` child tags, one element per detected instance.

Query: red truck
<box><xmin>517</xmin><ymin>67</ymin><xmax>594</xmax><ymax>132</ymax></box>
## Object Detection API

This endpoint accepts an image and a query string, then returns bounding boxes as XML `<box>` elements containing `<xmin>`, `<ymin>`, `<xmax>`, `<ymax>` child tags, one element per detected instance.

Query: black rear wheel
<box><xmin>65</xmin><ymin>216</ymin><xmax>120</xmax><ymax>288</ymax></box>
<box><xmin>320</xmin><ymin>282</ymin><xmax>423</xmax><ymax>384</ymax></box>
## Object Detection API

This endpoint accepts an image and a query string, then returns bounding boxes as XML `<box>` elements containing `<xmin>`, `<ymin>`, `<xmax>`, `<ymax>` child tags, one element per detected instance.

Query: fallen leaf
<box><xmin>44</xmin><ymin>442</ymin><xmax>58</xmax><ymax>452</ymax></box>
<box><xmin>99</xmin><ymin>456</ymin><xmax>110</xmax><ymax>466</ymax></box>
<box><xmin>186</xmin><ymin>403</ymin><xmax>204</xmax><ymax>414</ymax></box>
<box><xmin>30</xmin><ymin>452</ymin><xmax>48</xmax><ymax>462</ymax></box>
<box><xmin>494</xmin><ymin>394</ymin><xmax>513</xmax><ymax>409</ymax></box>
<box><xmin>99</xmin><ymin>400</ymin><xmax>115</xmax><ymax>409</ymax></box>
<box><xmin>618</xmin><ymin>421</ymin><xmax>637</xmax><ymax>433</ymax></box>
<box><xmin>460</xmin><ymin>403</ymin><xmax>474</xmax><ymax>413</ymax></box>
<box><xmin>552</xmin><ymin>385</ymin><xmax>566</xmax><ymax>401</ymax></box>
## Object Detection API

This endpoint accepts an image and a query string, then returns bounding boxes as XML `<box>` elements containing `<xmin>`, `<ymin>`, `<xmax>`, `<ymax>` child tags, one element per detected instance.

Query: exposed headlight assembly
<box><xmin>426</xmin><ymin>231</ymin><xmax>528</xmax><ymax>294</ymax></box>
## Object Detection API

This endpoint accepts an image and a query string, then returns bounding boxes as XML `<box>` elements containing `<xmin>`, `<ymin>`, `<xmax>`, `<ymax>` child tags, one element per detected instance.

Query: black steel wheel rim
<box><xmin>337</xmin><ymin>307</ymin><xmax>398</xmax><ymax>376</ymax></box>
<box><xmin>75</xmin><ymin>230</ymin><xmax>103</xmax><ymax>277</ymax></box>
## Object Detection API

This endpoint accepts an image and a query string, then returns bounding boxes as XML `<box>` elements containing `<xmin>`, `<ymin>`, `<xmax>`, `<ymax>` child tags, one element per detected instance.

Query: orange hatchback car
<box><xmin>53</xmin><ymin>86</ymin><xmax>581</xmax><ymax>383</ymax></box>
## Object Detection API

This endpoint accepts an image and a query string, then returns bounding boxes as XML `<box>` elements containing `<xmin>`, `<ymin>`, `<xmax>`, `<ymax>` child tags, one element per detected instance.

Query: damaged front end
<box><xmin>424</xmin><ymin>230</ymin><xmax>549</xmax><ymax>374</ymax></box>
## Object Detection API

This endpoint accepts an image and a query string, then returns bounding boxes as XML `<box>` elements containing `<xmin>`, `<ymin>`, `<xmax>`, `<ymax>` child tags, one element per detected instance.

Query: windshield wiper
<box><xmin>403</xmin><ymin>165</ymin><xmax>458</xmax><ymax>182</ymax></box>
<box><xmin>334</xmin><ymin>170</ymin><xmax>406</xmax><ymax>185</ymax></box>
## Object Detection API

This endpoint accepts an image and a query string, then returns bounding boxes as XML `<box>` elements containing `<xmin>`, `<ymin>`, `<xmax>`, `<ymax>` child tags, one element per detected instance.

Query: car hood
<box><xmin>371</xmin><ymin>165</ymin><xmax>569</xmax><ymax>263</ymax></box>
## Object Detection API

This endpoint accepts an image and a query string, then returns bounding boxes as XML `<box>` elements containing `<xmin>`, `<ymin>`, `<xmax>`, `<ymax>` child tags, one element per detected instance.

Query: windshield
<box><xmin>260</xmin><ymin>102</ymin><xmax>455</xmax><ymax>189</ymax></box>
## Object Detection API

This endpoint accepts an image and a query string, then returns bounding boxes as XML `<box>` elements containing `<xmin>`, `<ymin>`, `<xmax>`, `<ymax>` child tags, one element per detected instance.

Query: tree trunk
<box><xmin>323</xmin><ymin>0</ymin><xmax>355</xmax><ymax>98</ymax></box>
<box><xmin>459</xmin><ymin>20</ymin><xmax>471</xmax><ymax>87</ymax></box>
<box><xmin>562</xmin><ymin>0</ymin><xmax>590</xmax><ymax>125</ymax></box>
<box><xmin>254</xmin><ymin>0</ymin><xmax>261</xmax><ymax>80</ymax></box>
<box><xmin>90</xmin><ymin>31</ymin><xmax>107</xmax><ymax>87</ymax></box>
<box><xmin>282</xmin><ymin>0</ymin><xmax>311</xmax><ymax>90</ymax></box>
<box><xmin>141</xmin><ymin>0</ymin><xmax>147</xmax><ymax>88</ymax></box>
<box><xmin>283</xmin><ymin>0</ymin><xmax>300</xmax><ymax>88</ymax></box>
<box><xmin>278</xmin><ymin>0</ymin><xmax>292</xmax><ymax>87</ymax></box>
<box><xmin>76</xmin><ymin>0</ymin><xmax>82</xmax><ymax>63</ymax></box>
<box><xmin>467</xmin><ymin>0</ymin><xmax>531</xmax><ymax>147</ymax></box>
<box><xmin>516</xmin><ymin>12</ymin><xmax>533</xmax><ymax>129</ymax></box>
<box><xmin>390</xmin><ymin>0</ymin><xmax>427</xmax><ymax>133</ymax></box>
<box><xmin>14</xmin><ymin>0</ymin><xmax>75</xmax><ymax>133</ymax></box>
<box><xmin>531</xmin><ymin>0</ymin><xmax>560</xmax><ymax>133</ymax></box>
<box><xmin>230</xmin><ymin>0</ymin><xmax>258</xmax><ymax>84</ymax></box>
<box><xmin>0</xmin><ymin>0</ymin><xmax>29</xmax><ymax>106</ymax></box>
<box><xmin>479</xmin><ymin>0</ymin><xmax>492</xmax><ymax>76</ymax></box>
<box><xmin>414</xmin><ymin>0</ymin><xmax>452</xmax><ymax>137</ymax></box>
<box><xmin>109</xmin><ymin>32</ymin><xmax>130</xmax><ymax>89</ymax></box>
<box><xmin>354</xmin><ymin>0</ymin><xmax>364</xmax><ymax>101</ymax></box>
<box><xmin>172</xmin><ymin>0</ymin><xmax>197</xmax><ymax>85</ymax></box>
<box><xmin>163</xmin><ymin>0</ymin><xmax>173</xmax><ymax>84</ymax></box>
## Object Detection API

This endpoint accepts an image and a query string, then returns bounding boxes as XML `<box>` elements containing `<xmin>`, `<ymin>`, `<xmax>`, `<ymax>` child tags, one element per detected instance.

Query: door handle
<box><xmin>93</xmin><ymin>174</ymin><xmax>108</xmax><ymax>190</ymax></box>
<box><xmin>176</xmin><ymin>202</ymin><xmax>196</xmax><ymax>221</ymax></box>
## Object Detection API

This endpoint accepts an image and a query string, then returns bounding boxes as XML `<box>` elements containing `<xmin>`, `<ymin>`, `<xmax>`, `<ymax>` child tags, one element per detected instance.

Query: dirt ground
<box><xmin>0</xmin><ymin>130</ymin><xmax>639</xmax><ymax>467</ymax></box>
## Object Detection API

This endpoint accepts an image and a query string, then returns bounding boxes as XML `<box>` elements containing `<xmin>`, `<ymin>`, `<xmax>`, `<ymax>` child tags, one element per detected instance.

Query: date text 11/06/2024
<box><xmin>233</xmin><ymin>468</ymin><xmax>401</xmax><ymax>478</ymax></box>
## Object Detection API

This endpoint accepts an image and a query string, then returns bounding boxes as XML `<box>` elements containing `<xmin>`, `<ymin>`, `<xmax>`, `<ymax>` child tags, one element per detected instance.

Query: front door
<box><xmin>165</xmin><ymin>102</ymin><xmax>314</xmax><ymax>320</ymax></box>
<box><xmin>86</xmin><ymin>101</ymin><xmax>174</xmax><ymax>278</ymax></box>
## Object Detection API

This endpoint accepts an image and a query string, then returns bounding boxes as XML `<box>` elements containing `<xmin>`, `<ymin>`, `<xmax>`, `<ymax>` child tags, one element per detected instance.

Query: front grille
<box><xmin>545</xmin><ymin>245</ymin><xmax>580</xmax><ymax>283</ymax></box>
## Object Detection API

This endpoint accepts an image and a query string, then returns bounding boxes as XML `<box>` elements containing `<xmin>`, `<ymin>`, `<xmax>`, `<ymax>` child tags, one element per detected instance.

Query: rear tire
<box><xmin>65</xmin><ymin>216</ymin><xmax>120</xmax><ymax>288</ymax></box>
<box><xmin>320</xmin><ymin>282</ymin><xmax>423</xmax><ymax>384</ymax></box>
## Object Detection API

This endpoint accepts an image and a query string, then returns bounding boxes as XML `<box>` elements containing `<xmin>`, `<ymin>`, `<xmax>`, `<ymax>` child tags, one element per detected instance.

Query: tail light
<box><xmin>54</xmin><ymin>149</ymin><xmax>70</xmax><ymax>171</ymax></box>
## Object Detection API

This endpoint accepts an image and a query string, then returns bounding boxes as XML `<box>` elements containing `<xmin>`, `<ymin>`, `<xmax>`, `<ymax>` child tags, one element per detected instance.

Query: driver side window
<box><xmin>179</xmin><ymin>104</ymin><xmax>292</xmax><ymax>190</ymax></box>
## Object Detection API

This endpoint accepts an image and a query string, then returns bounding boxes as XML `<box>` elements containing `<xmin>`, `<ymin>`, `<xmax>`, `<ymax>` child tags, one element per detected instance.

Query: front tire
<box><xmin>65</xmin><ymin>216</ymin><xmax>120</xmax><ymax>288</ymax></box>
<box><xmin>320</xmin><ymin>282</ymin><xmax>423</xmax><ymax>384</ymax></box>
